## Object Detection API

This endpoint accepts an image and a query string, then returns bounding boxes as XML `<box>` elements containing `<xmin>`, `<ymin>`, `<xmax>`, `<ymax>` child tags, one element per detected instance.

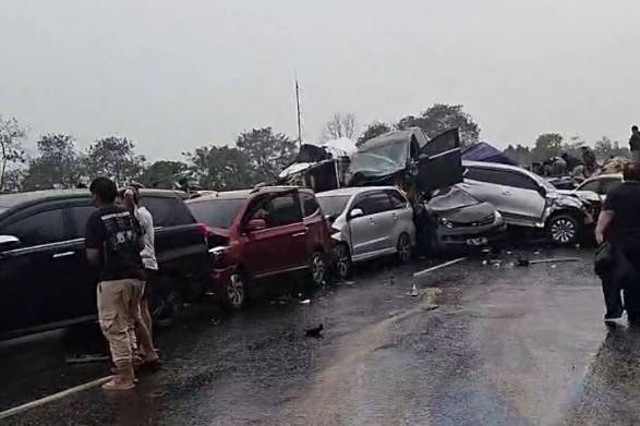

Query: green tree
<box><xmin>0</xmin><ymin>116</ymin><xmax>26</xmax><ymax>192</ymax></box>
<box><xmin>23</xmin><ymin>134</ymin><xmax>80</xmax><ymax>190</ymax></box>
<box><xmin>184</xmin><ymin>145</ymin><xmax>254</xmax><ymax>190</ymax></box>
<box><xmin>85</xmin><ymin>136</ymin><xmax>146</xmax><ymax>185</ymax></box>
<box><xmin>236</xmin><ymin>127</ymin><xmax>296</xmax><ymax>182</ymax></box>
<box><xmin>532</xmin><ymin>133</ymin><xmax>564</xmax><ymax>162</ymax></box>
<box><xmin>357</xmin><ymin>122</ymin><xmax>392</xmax><ymax>145</ymax></box>
<box><xmin>397</xmin><ymin>104</ymin><xmax>480</xmax><ymax>145</ymax></box>
<box><xmin>594</xmin><ymin>136</ymin><xmax>629</xmax><ymax>159</ymax></box>
<box><xmin>140</xmin><ymin>160</ymin><xmax>189</xmax><ymax>189</ymax></box>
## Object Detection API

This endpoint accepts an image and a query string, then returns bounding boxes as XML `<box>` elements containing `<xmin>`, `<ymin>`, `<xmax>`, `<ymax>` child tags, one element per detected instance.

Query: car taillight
<box><xmin>197</xmin><ymin>223</ymin><xmax>209</xmax><ymax>245</ymax></box>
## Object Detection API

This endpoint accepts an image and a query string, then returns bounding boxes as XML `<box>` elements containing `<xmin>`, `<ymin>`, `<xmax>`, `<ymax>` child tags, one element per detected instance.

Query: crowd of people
<box><xmin>595</xmin><ymin>125</ymin><xmax>640</xmax><ymax>325</ymax></box>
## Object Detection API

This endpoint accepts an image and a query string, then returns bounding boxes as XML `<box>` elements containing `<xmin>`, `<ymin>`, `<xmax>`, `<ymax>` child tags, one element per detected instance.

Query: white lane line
<box><xmin>413</xmin><ymin>257</ymin><xmax>467</xmax><ymax>278</ymax></box>
<box><xmin>0</xmin><ymin>375</ymin><xmax>113</xmax><ymax>420</ymax></box>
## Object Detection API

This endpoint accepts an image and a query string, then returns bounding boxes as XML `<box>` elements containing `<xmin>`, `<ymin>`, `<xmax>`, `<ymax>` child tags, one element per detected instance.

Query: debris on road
<box><xmin>409</xmin><ymin>283</ymin><xmax>419</xmax><ymax>297</ymax></box>
<box><xmin>517</xmin><ymin>257</ymin><xmax>580</xmax><ymax>267</ymax></box>
<box><xmin>304</xmin><ymin>324</ymin><xmax>323</xmax><ymax>338</ymax></box>
<box><xmin>413</xmin><ymin>257</ymin><xmax>467</xmax><ymax>278</ymax></box>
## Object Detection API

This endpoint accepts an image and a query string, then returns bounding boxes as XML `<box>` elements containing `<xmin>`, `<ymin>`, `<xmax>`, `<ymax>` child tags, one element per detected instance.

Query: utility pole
<box><xmin>295</xmin><ymin>76</ymin><xmax>302</xmax><ymax>147</ymax></box>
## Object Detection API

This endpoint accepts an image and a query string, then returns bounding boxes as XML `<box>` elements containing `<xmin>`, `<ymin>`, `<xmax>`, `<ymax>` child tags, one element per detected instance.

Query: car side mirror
<box><xmin>247</xmin><ymin>219</ymin><xmax>267</xmax><ymax>232</ymax></box>
<box><xmin>0</xmin><ymin>235</ymin><xmax>20</xmax><ymax>252</ymax></box>
<box><xmin>349</xmin><ymin>208</ymin><xmax>364</xmax><ymax>219</ymax></box>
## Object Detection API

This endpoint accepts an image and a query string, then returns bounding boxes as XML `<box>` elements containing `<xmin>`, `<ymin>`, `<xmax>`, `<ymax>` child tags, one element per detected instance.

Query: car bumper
<box><xmin>209</xmin><ymin>265</ymin><xmax>235</xmax><ymax>294</ymax></box>
<box><xmin>436</xmin><ymin>223</ymin><xmax>507</xmax><ymax>248</ymax></box>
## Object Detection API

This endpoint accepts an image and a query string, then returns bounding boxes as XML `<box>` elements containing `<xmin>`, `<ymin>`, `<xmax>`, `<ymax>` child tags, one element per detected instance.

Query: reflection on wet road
<box><xmin>2</xmin><ymin>249</ymin><xmax>640</xmax><ymax>425</ymax></box>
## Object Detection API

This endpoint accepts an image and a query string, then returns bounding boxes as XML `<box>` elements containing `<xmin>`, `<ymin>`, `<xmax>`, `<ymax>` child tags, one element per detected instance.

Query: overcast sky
<box><xmin>1</xmin><ymin>0</ymin><xmax>639</xmax><ymax>160</ymax></box>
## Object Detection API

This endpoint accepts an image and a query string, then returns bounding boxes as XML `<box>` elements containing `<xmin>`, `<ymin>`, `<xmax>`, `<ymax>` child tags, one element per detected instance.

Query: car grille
<box><xmin>451</xmin><ymin>213</ymin><xmax>495</xmax><ymax>228</ymax></box>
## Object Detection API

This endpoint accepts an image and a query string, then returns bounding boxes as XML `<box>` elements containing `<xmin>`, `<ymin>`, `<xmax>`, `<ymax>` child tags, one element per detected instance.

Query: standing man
<box><xmin>630</xmin><ymin>125</ymin><xmax>640</xmax><ymax>163</ymax></box>
<box><xmin>595</xmin><ymin>163</ymin><xmax>640</xmax><ymax>324</ymax></box>
<box><xmin>85</xmin><ymin>177</ymin><xmax>155</xmax><ymax>390</ymax></box>
<box><xmin>581</xmin><ymin>147</ymin><xmax>598</xmax><ymax>178</ymax></box>
<box><xmin>121</xmin><ymin>187</ymin><xmax>159</xmax><ymax>361</ymax></box>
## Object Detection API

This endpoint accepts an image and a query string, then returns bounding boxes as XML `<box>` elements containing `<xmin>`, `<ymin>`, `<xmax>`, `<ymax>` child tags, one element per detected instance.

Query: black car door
<box><xmin>0</xmin><ymin>203</ymin><xmax>72</xmax><ymax>337</ymax></box>
<box><xmin>417</xmin><ymin>128</ymin><xmax>463</xmax><ymax>192</ymax></box>
<box><xmin>64</xmin><ymin>198</ymin><xmax>102</xmax><ymax>320</ymax></box>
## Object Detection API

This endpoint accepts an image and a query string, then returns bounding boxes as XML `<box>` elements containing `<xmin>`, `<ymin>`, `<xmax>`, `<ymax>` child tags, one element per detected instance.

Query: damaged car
<box><xmin>460</xmin><ymin>160</ymin><xmax>595</xmax><ymax>245</ymax></box>
<box><xmin>348</xmin><ymin>128</ymin><xmax>464</xmax><ymax>202</ymax></box>
<box><xmin>420</xmin><ymin>186</ymin><xmax>506</xmax><ymax>252</ymax></box>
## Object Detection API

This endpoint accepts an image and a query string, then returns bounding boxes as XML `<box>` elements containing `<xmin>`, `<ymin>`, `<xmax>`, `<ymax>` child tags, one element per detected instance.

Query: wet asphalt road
<box><xmin>1</xmin><ymin>246</ymin><xmax>640</xmax><ymax>425</ymax></box>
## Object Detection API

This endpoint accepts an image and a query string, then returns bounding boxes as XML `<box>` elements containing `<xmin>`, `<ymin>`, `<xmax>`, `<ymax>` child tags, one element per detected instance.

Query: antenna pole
<box><xmin>295</xmin><ymin>77</ymin><xmax>302</xmax><ymax>147</ymax></box>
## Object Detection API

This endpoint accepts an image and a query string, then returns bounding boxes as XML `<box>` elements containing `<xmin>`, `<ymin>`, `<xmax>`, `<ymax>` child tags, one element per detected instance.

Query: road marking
<box><xmin>413</xmin><ymin>257</ymin><xmax>467</xmax><ymax>278</ymax></box>
<box><xmin>0</xmin><ymin>375</ymin><xmax>113</xmax><ymax>420</ymax></box>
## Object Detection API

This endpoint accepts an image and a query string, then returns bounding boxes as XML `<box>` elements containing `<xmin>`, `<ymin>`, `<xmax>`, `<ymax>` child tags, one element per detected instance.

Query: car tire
<box><xmin>546</xmin><ymin>213</ymin><xmax>581</xmax><ymax>245</ymax></box>
<box><xmin>309</xmin><ymin>251</ymin><xmax>328</xmax><ymax>288</ymax></box>
<box><xmin>152</xmin><ymin>276</ymin><xmax>184</xmax><ymax>325</ymax></box>
<box><xmin>224</xmin><ymin>271</ymin><xmax>247</xmax><ymax>309</ymax></box>
<box><xmin>397</xmin><ymin>233</ymin><xmax>412</xmax><ymax>264</ymax></box>
<box><xmin>334</xmin><ymin>243</ymin><xmax>352</xmax><ymax>281</ymax></box>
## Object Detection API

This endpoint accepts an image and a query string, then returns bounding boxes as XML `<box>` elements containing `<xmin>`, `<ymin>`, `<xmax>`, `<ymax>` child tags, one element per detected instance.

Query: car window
<box><xmin>3</xmin><ymin>208</ymin><xmax>65</xmax><ymax>247</ymax></box>
<box><xmin>386</xmin><ymin>190</ymin><xmax>407</xmax><ymax>209</ymax></box>
<box><xmin>317</xmin><ymin>195</ymin><xmax>351</xmax><ymax>218</ymax></box>
<box><xmin>600</xmin><ymin>178</ymin><xmax>622</xmax><ymax>195</ymax></box>
<box><xmin>466</xmin><ymin>167</ymin><xmax>537</xmax><ymax>190</ymax></box>
<box><xmin>270</xmin><ymin>193</ymin><xmax>302</xmax><ymax>226</ymax></box>
<box><xmin>353</xmin><ymin>192</ymin><xmax>393</xmax><ymax>215</ymax></box>
<box><xmin>188</xmin><ymin>198</ymin><xmax>245</xmax><ymax>229</ymax></box>
<box><xmin>578</xmin><ymin>179</ymin><xmax>600</xmax><ymax>193</ymax></box>
<box><xmin>68</xmin><ymin>205</ymin><xmax>95</xmax><ymax>238</ymax></box>
<box><xmin>142</xmin><ymin>196</ymin><xmax>195</xmax><ymax>227</ymax></box>
<box><xmin>300</xmin><ymin>192</ymin><xmax>320</xmax><ymax>217</ymax></box>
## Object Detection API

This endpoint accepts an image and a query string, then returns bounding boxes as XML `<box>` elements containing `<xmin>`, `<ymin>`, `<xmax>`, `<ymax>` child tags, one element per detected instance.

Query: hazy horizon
<box><xmin>2</xmin><ymin>0</ymin><xmax>639</xmax><ymax>160</ymax></box>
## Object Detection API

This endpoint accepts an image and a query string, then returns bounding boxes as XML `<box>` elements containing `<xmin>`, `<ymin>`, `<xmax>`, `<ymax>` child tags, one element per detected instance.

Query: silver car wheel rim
<box><xmin>550</xmin><ymin>219</ymin><xmax>575</xmax><ymax>243</ymax></box>
<box><xmin>398</xmin><ymin>235</ymin><xmax>411</xmax><ymax>262</ymax></box>
<box><xmin>227</xmin><ymin>274</ymin><xmax>244</xmax><ymax>307</ymax></box>
<box><xmin>336</xmin><ymin>246</ymin><xmax>350</xmax><ymax>278</ymax></box>
<box><xmin>312</xmin><ymin>254</ymin><xmax>325</xmax><ymax>285</ymax></box>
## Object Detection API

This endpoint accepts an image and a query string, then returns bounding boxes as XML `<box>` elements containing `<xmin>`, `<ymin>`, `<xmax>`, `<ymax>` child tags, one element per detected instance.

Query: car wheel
<box><xmin>334</xmin><ymin>243</ymin><xmax>352</xmax><ymax>280</ymax></box>
<box><xmin>397</xmin><ymin>233</ymin><xmax>412</xmax><ymax>263</ymax></box>
<box><xmin>152</xmin><ymin>277</ymin><xmax>184</xmax><ymax>324</ymax></box>
<box><xmin>547</xmin><ymin>214</ymin><xmax>580</xmax><ymax>245</ymax></box>
<box><xmin>225</xmin><ymin>272</ymin><xmax>246</xmax><ymax>309</ymax></box>
<box><xmin>309</xmin><ymin>251</ymin><xmax>327</xmax><ymax>287</ymax></box>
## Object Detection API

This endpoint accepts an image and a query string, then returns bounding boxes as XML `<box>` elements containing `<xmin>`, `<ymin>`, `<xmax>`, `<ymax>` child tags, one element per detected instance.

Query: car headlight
<box><xmin>494</xmin><ymin>210</ymin><xmax>502</xmax><ymax>223</ymax></box>
<box><xmin>439</xmin><ymin>217</ymin><xmax>454</xmax><ymax>229</ymax></box>
<box><xmin>209</xmin><ymin>246</ymin><xmax>229</xmax><ymax>267</ymax></box>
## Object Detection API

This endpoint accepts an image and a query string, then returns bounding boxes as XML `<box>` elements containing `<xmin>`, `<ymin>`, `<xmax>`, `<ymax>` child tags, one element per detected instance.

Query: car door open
<box><xmin>417</xmin><ymin>128</ymin><xmax>463</xmax><ymax>192</ymax></box>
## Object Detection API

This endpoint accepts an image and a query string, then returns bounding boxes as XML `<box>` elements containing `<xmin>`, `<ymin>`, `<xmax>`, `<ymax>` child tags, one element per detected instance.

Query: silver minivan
<box><xmin>316</xmin><ymin>186</ymin><xmax>416</xmax><ymax>279</ymax></box>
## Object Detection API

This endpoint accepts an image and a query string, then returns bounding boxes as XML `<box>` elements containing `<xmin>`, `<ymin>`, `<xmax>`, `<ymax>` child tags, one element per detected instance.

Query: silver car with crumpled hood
<box><xmin>316</xmin><ymin>186</ymin><xmax>416</xmax><ymax>279</ymax></box>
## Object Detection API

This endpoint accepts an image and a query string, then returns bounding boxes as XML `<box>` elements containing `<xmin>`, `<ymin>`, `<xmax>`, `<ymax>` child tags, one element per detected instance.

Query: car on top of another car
<box><xmin>186</xmin><ymin>186</ymin><xmax>332</xmax><ymax>308</ymax></box>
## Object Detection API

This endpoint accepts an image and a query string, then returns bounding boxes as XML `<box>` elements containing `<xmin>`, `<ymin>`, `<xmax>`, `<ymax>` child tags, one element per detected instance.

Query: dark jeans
<box><xmin>602</xmin><ymin>275</ymin><xmax>623</xmax><ymax>318</ymax></box>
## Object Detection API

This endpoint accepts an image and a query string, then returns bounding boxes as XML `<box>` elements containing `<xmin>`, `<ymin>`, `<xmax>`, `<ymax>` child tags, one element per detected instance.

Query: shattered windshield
<box><xmin>188</xmin><ymin>198</ymin><xmax>245</xmax><ymax>229</ymax></box>
<box><xmin>350</xmin><ymin>140</ymin><xmax>409</xmax><ymax>175</ymax></box>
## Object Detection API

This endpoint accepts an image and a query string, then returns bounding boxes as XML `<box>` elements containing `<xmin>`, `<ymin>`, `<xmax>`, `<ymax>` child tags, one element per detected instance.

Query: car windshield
<box><xmin>317</xmin><ymin>195</ymin><xmax>351</xmax><ymax>217</ymax></box>
<box><xmin>188</xmin><ymin>198</ymin><xmax>245</xmax><ymax>229</ymax></box>
<box><xmin>350</xmin><ymin>140</ymin><xmax>408</xmax><ymax>175</ymax></box>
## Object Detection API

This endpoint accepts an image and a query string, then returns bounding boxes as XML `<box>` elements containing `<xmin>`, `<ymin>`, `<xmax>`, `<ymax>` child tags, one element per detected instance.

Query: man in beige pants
<box><xmin>86</xmin><ymin>177</ymin><xmax>155</xmax><ymax>390</ymax></box>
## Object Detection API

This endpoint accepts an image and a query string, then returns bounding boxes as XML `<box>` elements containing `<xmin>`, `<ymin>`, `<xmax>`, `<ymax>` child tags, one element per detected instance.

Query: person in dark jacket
<box><xmin>630</xmin><ymin>125</ymin><xmax>640</xmax><ymax>163</ymax></box>
<box><xmin>595</xmin><ymin>162</ymin><xmax>640</xmax><ymax>323</ymax></box>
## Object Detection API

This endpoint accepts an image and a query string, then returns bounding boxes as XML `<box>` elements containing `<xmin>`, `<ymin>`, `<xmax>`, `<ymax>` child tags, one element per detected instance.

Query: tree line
<box><xmin>1</xmin><ymin>103</ymin><xmax>630</xmax><ymax>193</ymax></box>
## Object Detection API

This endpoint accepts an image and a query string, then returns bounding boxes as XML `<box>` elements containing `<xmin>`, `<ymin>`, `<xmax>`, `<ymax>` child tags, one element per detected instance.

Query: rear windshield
<box><xmin>317</xmin><ymin>195</ymin><xmax>351</xmax><ymax>218</ymax></box>
<box><xmin>188</xmin><ymin>198</ymin><xmax>245</xmax><ymax>229</ymax></box>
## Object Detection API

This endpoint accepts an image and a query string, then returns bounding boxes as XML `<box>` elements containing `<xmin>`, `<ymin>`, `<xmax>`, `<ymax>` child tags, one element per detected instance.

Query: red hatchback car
<box><xmin>186</xmin><ymin>186</ymin><xmax>332</xmax><ymax>308</ymax></box>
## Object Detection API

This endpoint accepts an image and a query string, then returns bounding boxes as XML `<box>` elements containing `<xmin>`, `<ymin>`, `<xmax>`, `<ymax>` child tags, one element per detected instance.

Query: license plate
<box><xmin>467</xmin><ymin>237</ymin><xmax>488</xmax><ymax>246</ymax></box>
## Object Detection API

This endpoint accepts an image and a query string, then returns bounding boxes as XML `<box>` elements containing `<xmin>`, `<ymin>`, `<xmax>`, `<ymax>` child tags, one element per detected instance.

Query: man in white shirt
<box><xmin>122</xmin><ymin>187</ymin><xmax>159</xmax><ymax>363</ymax></box>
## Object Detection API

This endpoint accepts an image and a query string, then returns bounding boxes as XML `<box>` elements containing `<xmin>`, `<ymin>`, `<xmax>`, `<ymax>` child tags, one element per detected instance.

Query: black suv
<box><xmin>0</xmin><ymin>189</ymin><xmax>210</xmax><ymax>339</ymax></box>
